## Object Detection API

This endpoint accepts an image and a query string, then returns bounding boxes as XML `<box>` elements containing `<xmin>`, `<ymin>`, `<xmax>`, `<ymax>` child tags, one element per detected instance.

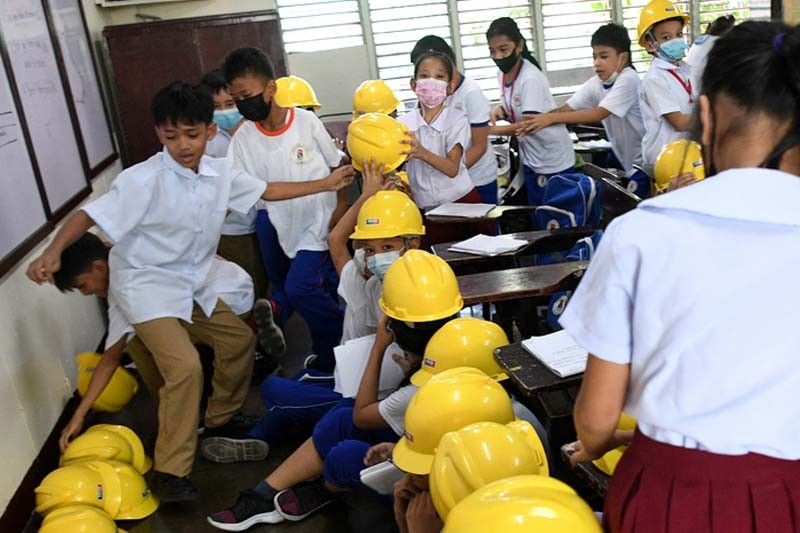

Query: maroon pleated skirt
<box><xmin>604</xmin><ymin>430</ymin><xmax>800</xmax><ymax>533</ymax></box>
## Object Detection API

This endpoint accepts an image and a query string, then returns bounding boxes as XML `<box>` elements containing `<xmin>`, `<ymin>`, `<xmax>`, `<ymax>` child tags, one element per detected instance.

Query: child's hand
<box><xmin>406</xmin><ymin>493</ymin><xmax>443</xmax><ymax>533</ymax></box>
<box><xmin>361</xmin><ymin>158</ymin><xmax>385</xmax><ymax>198</ymax></box>
<box><xmin>516</xmin><ymin>114</ymin><xmax>554</xmax><ymax>135</ymax></box>
<box><xmin>364</xmin><ymin>442</ymin><xmax>396</xmax><ymax>466</ymax></box>
<box><xmin>326</xmin><ymin>165</ymin><xmax>356</xmax><ymax>191</ymax></box>
<box><xmin>400</xmin><ymin>132</ymin><xmax>425</xmax><ymax>160</ymax></box>
<box><xmin>375</xmin><ymin>313</ymin><xmax>395</xmax><ymax>350</ymax></box>
<box><xmin>26</xmin><ymin>250</ymin><xmax>61</xmax><ymax>284</ymax></box>
<box><xmin>60</xmin><ymin>413</ymin><xmax>85</xmax><ymax>452</ymax></box>
<box><xmin>665</xmin><ymin>172</ymin><xmax>697</xmax><ymax>193</ymax></box>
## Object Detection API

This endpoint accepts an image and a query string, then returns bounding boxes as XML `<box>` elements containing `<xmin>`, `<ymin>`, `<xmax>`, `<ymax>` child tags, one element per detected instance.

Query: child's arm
<box><xmin>27</xmin><ymin>210</ymin><xmax>95</xmax><ymax>284</ymax></box>
<box><xmin>401</xmin><ymin>132</ymin><xmax>462</xmax><ymax>178</ymax></box>
<box><xmin>489</xmin><ymin>123</ymin><xmax>518</xmax><ymax>136</ymax></box>
<box><xmin>59</xmin><ymin>339</ymin><xmax>126</xmax><ymax>451</ymax></box>
<box><xmin>465</xmin><ymin>126</ymin><xmax>490</xmax><ymax>169</ymax></box>
<box><xmin>353</xmin><ymin>314</ymin><xmax>394</xmax><ymax>429</ymax></box>
<box><xmin>260</xmin><ymin>165</ymin><xmax>355</xmax><ymax>201</ymax></box>
<box><xmin>664</xmin><ymin>111</ymin><xmax>693</xmax><ymax>132</ymax></box>
<box><xmin>517</xmin><ymin>107</ymin><xmax>611</xmax><ymax>136</ymax></box>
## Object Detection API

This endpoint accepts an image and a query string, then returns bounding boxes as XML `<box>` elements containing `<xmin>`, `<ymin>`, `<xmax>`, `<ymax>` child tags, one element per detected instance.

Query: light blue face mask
<box><xmin>367</xmin><ymin>250</ymin><xmax>402</xmax><ymax>281</ymax></box>
<box><xmin>656</xmin><ymin>38</ymin><xmax>688</xmax><ymax>62</ymax></box>
<box><xmin>213</xmin><ymin>108</ymin><xmax>243</xmax><ymax>132</ymax></box>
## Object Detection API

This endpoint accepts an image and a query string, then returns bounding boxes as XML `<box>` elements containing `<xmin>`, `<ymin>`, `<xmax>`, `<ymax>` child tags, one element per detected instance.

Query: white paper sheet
<box><xmin>449</xmin><ymin>234</ymin><xmax>529</xmax><ymax>256</ymax></box>
<box><xmin>426</xmin><ymin>203</ymin><xmax>495</xmax><ymax>218</ymax></box>
<box><xmin>521</xmin><ymin>330</ymin><xmax>588</xmax><ymax>378</ymax></box>
<box><xmin>334</xmin><ymin>335</ymin><xmax>406</xmax><ymax>399</ymax></box>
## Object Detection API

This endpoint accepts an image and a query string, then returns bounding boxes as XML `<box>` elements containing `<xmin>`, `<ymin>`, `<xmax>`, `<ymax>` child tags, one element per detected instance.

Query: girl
<box><xmin>562</xmin><ymin>22</ymin><xmax>800</xmax><ymax>532</ymax></box>
<box><xmin>486</xmin><ymin>17</ymin><xmax>575</xmax><ymax>207</ymax></box>
<box><xmin>686</xmin><ymin>14</ymin><xmax>736</xmax><ymax>92</ymax></box>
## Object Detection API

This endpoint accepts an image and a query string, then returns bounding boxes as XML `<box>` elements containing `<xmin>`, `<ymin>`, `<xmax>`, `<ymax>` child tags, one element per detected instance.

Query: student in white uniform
<box><xmin>686</xmin><ymin>14</ymin><xmax>736</xmax><ymax>93</ymax></box>
<box><xmin>26</xmin><ymin>81</ymin><xmax>353</xmax><ymax>502</ymax></box>
<box><xmin>486</xmin><ymin>17</ymin><xmax>575</xmax><ymax>207</ymax></box>
<box><xmin>637</xmin><ymin>0</ymin><xmax>696</xmax><ymax>174</ymax></box>
<box><xmin>518</xmin><ymin>24</ymin><xmax>650</xmax><ymax>198</ymax></box>
<box><xmin>223</xmin><ymin>47</ymin><xmax>354</xmax><ymax>373</ymax></box>
<box><xmin>410</xmin><ymin>36</ymin><xmax>500</xmax><ymax>204</ymax></box>
<box><xmin>562</xmin><ymin>21</ymin><xmax>800</xmax><ymax>532</ymax></box>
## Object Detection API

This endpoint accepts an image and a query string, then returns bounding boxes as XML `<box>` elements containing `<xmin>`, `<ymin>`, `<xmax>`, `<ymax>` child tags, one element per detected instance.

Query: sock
<box><xmin>254</xmin><ymin>480</ymin><xmax>277</xmax><ymax>500</ymax></box>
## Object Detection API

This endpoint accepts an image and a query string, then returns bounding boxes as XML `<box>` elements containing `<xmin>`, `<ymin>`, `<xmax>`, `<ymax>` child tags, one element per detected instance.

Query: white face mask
<box><xmin>602</xmin><ymin>54</ymin><xmax>627</xmax><ymax>88</ymax></box>
<box><xmin>366</xmin><ymin>250</ymin><xmax>402</xmax><ymax>281</ymax></box>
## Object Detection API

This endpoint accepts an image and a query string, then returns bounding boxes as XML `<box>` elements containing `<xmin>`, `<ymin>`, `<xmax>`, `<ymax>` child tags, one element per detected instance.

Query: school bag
<box><xmin>534</xmin><ymin>173</ymin><xmax>601</xmax><ymax>230</ymax></box>
<box><xmin>545</xmin><ymin>230</ymin><xmax>603</xmax><ymax>331</ymax></box>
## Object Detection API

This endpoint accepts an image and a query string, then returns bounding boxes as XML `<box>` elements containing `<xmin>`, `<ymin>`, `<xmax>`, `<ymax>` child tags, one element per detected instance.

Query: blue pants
<box><xmin>523</xmin><ymin>165</ymin><xmax>575</xmax><ymax>208</ymax></box>
<box><xmin>475</xmin><ymin>181</ymin><xmax>498</xmax><ymax>204</ymax></box>
<box><xmin>312</xmin><ymin>406</ymin><xmax>398</xmax><ymax>489</ymax></box>
<box><xmin>255</xmin><ymin>210</ymin><xmax>344</xmax><ymax>371</ymax></box>
<box><xmin>247</xmin><ymin>370</ymin><xmax>343</xmax><ymax>446</ymax></box>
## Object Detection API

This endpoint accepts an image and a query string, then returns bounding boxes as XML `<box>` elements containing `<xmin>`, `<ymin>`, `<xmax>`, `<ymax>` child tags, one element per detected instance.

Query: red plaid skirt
<box><xmin>604</xmin><ymin>430</ymin><xmax>800</xmax><ymax>533</ymax></box>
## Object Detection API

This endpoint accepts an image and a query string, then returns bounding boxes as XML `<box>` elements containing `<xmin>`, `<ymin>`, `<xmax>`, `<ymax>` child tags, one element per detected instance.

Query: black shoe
<box><xmin>150</xmin><ymin>471</ymin><xmax>199</xmax><ymax>503</ymax></box>
<box><xmin>203</xmin><ymin>413</ymin><xmax>258</xmax><ymax>438</ymax></box>
<box><xmin>274</xmin><ymin>478</ymin><xmax>337</xmax><ymax>521</ymax></box>
<box><xmin>207</xmin><ymin>489</ymin><xmax>284</xmax><ymax>530</ymax></box>
<box><xmin>253</xmin><ymin>298</ymin><xmax>286</xmax><ymax>357</ymax></box>
<box><xmin>251</xmin><ymin>350</ymin><xmax>279</xmax><ymax>385</ymax></box>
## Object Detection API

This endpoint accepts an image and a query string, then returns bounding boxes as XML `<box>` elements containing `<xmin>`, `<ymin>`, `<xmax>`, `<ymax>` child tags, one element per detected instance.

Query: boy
<box><xmin>518</xmin><ymin>24</ymin><xmax>650</xmax><ymax>197</ymax></box>
<box><xmin>201</xmin><ymin>68</ymin><xmax>243</xmax><ymax>158</ymax></box>
<box><xmin>27</xmin><ymin>81</ymin><xmax>354</xmax><ymax>501</ymax></box>
<box><xmin>637</xmin><ymin>0</ymin><xmax>695</xmax><ymax>173</ymax></box>
<box><xmin>223</xmin><ymin>47</ymin><xmax>349</xmax><ymax>372</ymax></box>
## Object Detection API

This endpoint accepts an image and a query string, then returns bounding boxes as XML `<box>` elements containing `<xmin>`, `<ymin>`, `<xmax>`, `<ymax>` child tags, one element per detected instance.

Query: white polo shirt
<box><xmin>338</xmin><ymin>258</ymin><xmax>382</xmax><ymax>343</ymax></box>
<box><xmin>83</xmin><ymin>148</ymin><xmax>265</xmax><ymax>325</ymax></box>
<box><xmin>447</xmin><ymin>75</ymin><xmax>499</xmax><ymax>187</ymax></box>
<box><xmin>498</xmin><ymin>59</ymin><xmax>574</xmax><ymax>175</ymax></box>
<box><xmin>106</xmin><ymin>257</ymin><xmax>254</xmax><ymax>348</ymax></box>
<box><xmin>639</xmin><ymin>58</ymin><xmax>696</xmax><ymax>171</ymax></box>
<box><xmin>205</xmin><ymin>127</ymin><xmax>231</xmax><ymax>158</ymax></box>
<box><xmin>229</xmin><ymin>107</ymin><xmax>342</xmax><ymax>258</ymax></box>
<box><xmin>398</xmin><ymin>105</ymin><xmax>474</xmax><ymax>210</ymax></box>
<box><xmin>204</xmin><ymin>129</ymin><xmax>258</xmax><ymax>237</ymax></box>
<box><xmin>560</xmin><ymin>168</ymin><xmax>800</xmax><ymax>459</ymax></box>
<box><xmin>567</xmin><ymin>68</ymin><xmax>645</xmax><ymax>172</ymax></box>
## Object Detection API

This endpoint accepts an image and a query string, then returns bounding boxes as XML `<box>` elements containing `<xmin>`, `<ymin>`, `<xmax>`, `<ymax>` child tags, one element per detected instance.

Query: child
<box><xmin>637</xmin><ymin>0</ymin><xmax>696</xmax><ymax>174</ymax></box>
<box><xmin>201</xmin><ymin>68</ymin><xmax>243</xmax><ymax>157</ymax></box>
<box><xmin>486</xmin><ymin>17</ymin><xmax>575</xmax><ymax>207</ymax></box>
<box><xmin>562</xmin><ymin>21</ymin><xmax>800</xmax><ymax>531</ymax></box>
<box><xmin>353</xmin><ymin>79</ymin><xmax>402</xmax><ymax>118</ymax></box>
<box><xmin>686</xmin><ymin>14</ymin><xmax>736</xmax><ymax>92</ymax></box>
<box><xmin>223</xmin><ymin>47</ymin><xmax>350</xmax><ymax>372</ymax></box>
<box><xmin>410</xmin><ymin>36</ymin><xmax>500</xmax><ymax>204</ymax></box>
<box><xmin>518</xmin><ymin>24</ymin><xmax>650</xmax><ymax>198</ymax></box>
<box><xmin>26</xmin><ymin>81</ymin><xmax>353</xmax><ymax>501</ymax></box>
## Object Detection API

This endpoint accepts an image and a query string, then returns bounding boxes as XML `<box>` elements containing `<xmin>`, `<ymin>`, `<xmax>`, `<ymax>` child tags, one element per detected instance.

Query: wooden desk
<box><xmin>493</xmin><ymin>341</ymin><xmax>584</xmax><ymax>397</ymax></box>
<box><xmin>458</xmin><ymin>261</ymin><xmax>587</xmax><ymax>306</ymax></box>
<box><xmin>583</xmin><ymin>163</ymin><xmax>642</xmax><ymax>225</ymax></box>
<box><xmin>433</xmin><ymin>227</ymin><xmax>595</xmax><ymax>268</ymax></box>
<box><xmin>561</xmin><ymin>444</ymin><xmax>610</xmax><ymax>498</ymax></box>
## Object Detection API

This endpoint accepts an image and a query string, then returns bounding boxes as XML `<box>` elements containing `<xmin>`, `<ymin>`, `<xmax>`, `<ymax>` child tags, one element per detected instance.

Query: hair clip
<box><xmin>773</xmin><ymin>32</ymin><xmax>785</xmax><ymax>55</ymax></box>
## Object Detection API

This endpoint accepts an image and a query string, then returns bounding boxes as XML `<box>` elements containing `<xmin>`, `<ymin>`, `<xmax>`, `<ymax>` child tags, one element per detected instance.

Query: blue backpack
<box><xmin>534</xmin><ymin>173</ymin><xmax>601</xmax><ymax>230</ymax></box>
<box><xmin>546</xmin><ymin>230</ymin><xmax>603</xmax><ymax>331</ymax></box>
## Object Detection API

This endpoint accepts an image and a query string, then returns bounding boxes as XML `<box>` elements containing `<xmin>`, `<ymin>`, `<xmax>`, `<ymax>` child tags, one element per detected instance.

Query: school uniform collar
<box><xmin>161</xmin><ymin>147</ymin><xmax>219</xmax><ymax>179</ymax></box>
<box><xmin>653</xmin><ymin>57</ymin><xmax>683</xmax><ymax>71</ymax></box>
<box><xmin>640</xmin><ymin>168</ymin><xmax>800</xmax><ymax>226</ymax></box>
<box><xmin>410</xmin><ymin>105</ymin><xmax>450</xmax><ymax>131</ymax></box>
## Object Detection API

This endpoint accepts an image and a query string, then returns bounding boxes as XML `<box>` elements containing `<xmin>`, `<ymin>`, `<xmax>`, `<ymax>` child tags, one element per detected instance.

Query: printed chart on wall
<box><xmin>0</xmin><ymin>52</ymin><xmax>48</xmax><ymax>262</ymax></box>
<box><xmin>47</xmin><ymin>0</ymin><xmax>116</xmax><ymax>174</ymax></box>
<box><xmin>0</xmin><ymin>0</ymin><xmax>87</xmax><ymax>213</ymax></box>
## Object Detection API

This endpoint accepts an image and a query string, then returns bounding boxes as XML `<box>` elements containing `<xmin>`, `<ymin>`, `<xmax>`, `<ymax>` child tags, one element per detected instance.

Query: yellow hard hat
<box><xmin>379</xmin><ymin>250</ymin><xmax>463</xmax><ymax>322</ymax></box>
<box><xmin>592</xmin><ymin>412</ymin><xmax>637</xmax><ymax>476</ymax></box>
<box><xmin>39</xmin><ymin>505</ymin><xmax>126</xmax><ymax>533</ymax></box>
<box><xmin>653</xmin><ymin>139</ymin><xmax>705</xmax><ymax>193</ymax></box>
<box><xmin>347</xmin><ymin>112</ymin><xmax>409</xmax><ymax>173</ymax></box>
<box><xmin>61</xmin><ymin>425</ymin><xmax>152</xmax><ymax>474</ymax></box>
<box><xmin>274</xmin><ymin>75</ymin><xmax>321</xmax><ymax>109</ymax></box>
<box><xmin>353</xmin><ymin>79</ymin><xmax>401</xmax><ymax>116</ymax></box>
<box><xmin>637</xmin><ymin>0</ymin><xmax>690</xmax><ymax>46</ymax></box>
<box><xmin>412</xmin><ymin>317</ymin><xmax>509</xmax><ymax>386</ymax></box>
<box><xmin>430</xmin><ymin>420</ymin><xmax>549</xmax><ymax>520</ymax></box>
<box><xmin>75</xmin><ymin>353</ymin><xmax>138</xmax><ymax>413</ymax></box>
<box><xmin>108</xmin><ymin>461</ymin><xmax>159</xmax><ymax>520</ymax></box>
<box><xmin>393</xmin><ymin>171</ymin><xmax>410</xmax><ymax>186</ymax></box>
<box><xmin>35</xmin><ymin>461</ymin><xmax>122</xmax><ymax>517</ymax></box>
<box><xmin>443</xmin><ymin>475</ymin><xmax>602</xmax><ymax>533</ymax></box>
<box><xmin>349</xmin><ymin>190</ymin><xmax>425</xmax><ymax>240</ymax></box>
<box><xmin>392</xmin><ymin>367</ymin><xmax>516</xmax><ymax>475</ymax></box>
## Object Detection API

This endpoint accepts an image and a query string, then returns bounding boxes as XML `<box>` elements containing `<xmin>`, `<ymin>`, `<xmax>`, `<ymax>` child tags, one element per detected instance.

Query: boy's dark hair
<box><xmin>222</xmin><ymin>47</ymin><xmax>275</xmax><ymax>84</ymax></box>
<box><xmin>706</xmin><ymin>14</ymin><xmax>735</xmax><ymax>36</ymax></box>
<box><xmin>411</xmin><ymin>35</ymin><xmax>455</xmax><ymax>65</ymax></box>
<box><xmin>702</xmin><ymin>21</ymin><xmax>800</xmax><ymax>168</ymax></box>
<box><xmin>389</xmin><ymin>315</ymin><xmax>454</xmax><ymax>358</ymax></box>
<box><xmin>151</xmin><ymin>81</ymin><xmax>214</xmax><ymax>126</ymax></box>
<box><xmin>53</xmin><ymin>233</ymin><xmax>109</xmax><ymax>292</ymax></box>
<box><xmin>413</xmin><ymin>50</ymin><xmax>454</xmax><ymax>81</ymax></box>
<box><xmin>486</xmin><ymin>17</ymin><xmax>541</xmax><ymax>70</ymax></box>
<box><xmin>592</xmin><ymin>23</ymin><xmax>634</xmax><ymax>68</ymax></box>
<box><xmin>200</xmin><ymin>68</ymin><xmax>228</xmax><ymax>95</ymax></box>
<box><xmin>645</xmin><ymin>17</ymin><xmax>686</xmax><ymax>43</ymax></box>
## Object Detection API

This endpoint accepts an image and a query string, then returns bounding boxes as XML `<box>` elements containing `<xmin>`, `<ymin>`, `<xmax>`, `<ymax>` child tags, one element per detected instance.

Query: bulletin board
<box><xmin>0</xmin><ymin>0</ymin><xmax>117</xmax><ymax>278</ymax></box>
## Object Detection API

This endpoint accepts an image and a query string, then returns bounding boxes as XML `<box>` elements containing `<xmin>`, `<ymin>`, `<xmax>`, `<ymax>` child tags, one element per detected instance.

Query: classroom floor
<box><xmin>29</xmin><ymin>315</ymin><xmax>398</xmax><ymax>533</ymax></box>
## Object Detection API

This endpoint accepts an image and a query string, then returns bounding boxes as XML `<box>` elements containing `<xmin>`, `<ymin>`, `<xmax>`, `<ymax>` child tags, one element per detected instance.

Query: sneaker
<box><xmin>207</xmin><ymin>489</ymin><xmax>284</xmax><ymax>531</ymax></box>
<box><xmin>253</xmin><ymin>298</ymin><xmax>286</xmax><ymax>357</ymax></box>
<box><xmin>201</xmin><ymin>437</ymin><xmax>270</xmax><ymax>464</ymax></box>
<box><xmin>150</xmin><ymin>471</ymin><xmax>199</xmax><ymax>503</ymax></box>
<box><xmin>203</xmin><ymin>413</ymin><xmax>258</xmax><ymax>438</ymax></box>
<box><xmin>274</xmin><ymin>478</ymin><xmax>337</xmax><ymax>522</ymax></box>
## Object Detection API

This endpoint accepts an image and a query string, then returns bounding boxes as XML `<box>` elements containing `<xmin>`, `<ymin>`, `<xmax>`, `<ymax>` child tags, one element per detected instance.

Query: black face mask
<box><xmin>494</xmin><ymin>51</ymin><xmax>520</xmax><ymax>74</ymax></box>
<box><xmin>236</xmin><ymin>91</ymin><xmax>271</xmax><ymax>122</ymax></box>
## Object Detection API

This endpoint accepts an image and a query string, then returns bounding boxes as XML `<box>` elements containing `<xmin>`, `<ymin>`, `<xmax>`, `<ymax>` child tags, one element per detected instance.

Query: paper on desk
<box><xmin>521</xmin><ymin>330</ymin><xmax>588</xmax><ymax>378</ymax></box>
<box><xmin>426</xmin><ymin>203</ymin><xmax>495</xmax><ymax>218</ymax></box>
<box><xmin>449</xmin><ymin>234</ymin><xmax>528</xmax><ymax>256</ymax></box>
<box><xmin>575</xmin><ymin>139</ymin><xmax>613</xmax><ymax>150</ymax></box>
<box><xmin>334</xmin><ymin>334</ymin><xmax>406</xmax><ymax>399</ymax></box>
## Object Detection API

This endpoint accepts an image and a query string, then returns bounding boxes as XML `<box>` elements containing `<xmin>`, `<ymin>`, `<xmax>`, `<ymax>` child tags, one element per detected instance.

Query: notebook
<box><xmin>333</xmin><ymin>335</ymin><xmax>406</xmax><ymax>399</ymax></box>
<box><xmin>426</xmin><ymin>203</ymin><xmax>495</xmax><ymax>218</ymax></box>
<box><xmin>448</xmin><ymin>234</ymin><xmax>529</xmax><ymax>256</ymax></box>
<box><xmin>521</xmin><ymin>330</ymin><xmax>588</xmax><ymax>378</ymax></box>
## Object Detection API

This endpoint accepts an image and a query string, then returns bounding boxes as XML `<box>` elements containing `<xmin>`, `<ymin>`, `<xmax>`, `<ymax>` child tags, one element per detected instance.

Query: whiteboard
<box><xmin>0</xmin><ymin>0</ymin><xmax>86</xmax><ymax>212</ymax></box>
<box><xmin>0</xmin><ymin>53</ymin><xmax>48</xmax><ymax>260</ymax></box>
<box><xmin>46</xmin><ymin>0</ymin><xmax>115</xmax><ymax>172</ymax></box>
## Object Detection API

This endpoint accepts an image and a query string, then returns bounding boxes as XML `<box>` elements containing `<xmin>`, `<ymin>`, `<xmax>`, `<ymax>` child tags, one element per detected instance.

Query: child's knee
<box><xmin>311</xmin><ymin>407</ymin><xmax>355</xmax><ymax>458</ymax></box>
<box><xmin>323</xmin><ymin>440</ymin><xmax>371</xmax><ymax>489</ymax></box>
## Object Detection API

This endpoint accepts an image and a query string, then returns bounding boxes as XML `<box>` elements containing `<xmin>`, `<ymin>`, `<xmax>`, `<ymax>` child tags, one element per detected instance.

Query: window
<box><xmin>698</xmin><ymin>0</ymin><xmax>771</xmax><ymax>29</ymax></box>
<box><xmin>276</xmin><ymin>0</ymin><xmax>364</xmax><ymax>53</ymax></box>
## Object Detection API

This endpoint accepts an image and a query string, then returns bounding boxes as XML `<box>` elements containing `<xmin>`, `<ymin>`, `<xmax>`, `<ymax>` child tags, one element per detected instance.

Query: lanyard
<box><xmin>502</xmin><ymin>81</ymin><xmax>517</xmax><ymax>123</ymax></box>
<box><xmin>667</xmin><ymin>70</ymin><xmax>693</xmax><ymax>103</ymax></box>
